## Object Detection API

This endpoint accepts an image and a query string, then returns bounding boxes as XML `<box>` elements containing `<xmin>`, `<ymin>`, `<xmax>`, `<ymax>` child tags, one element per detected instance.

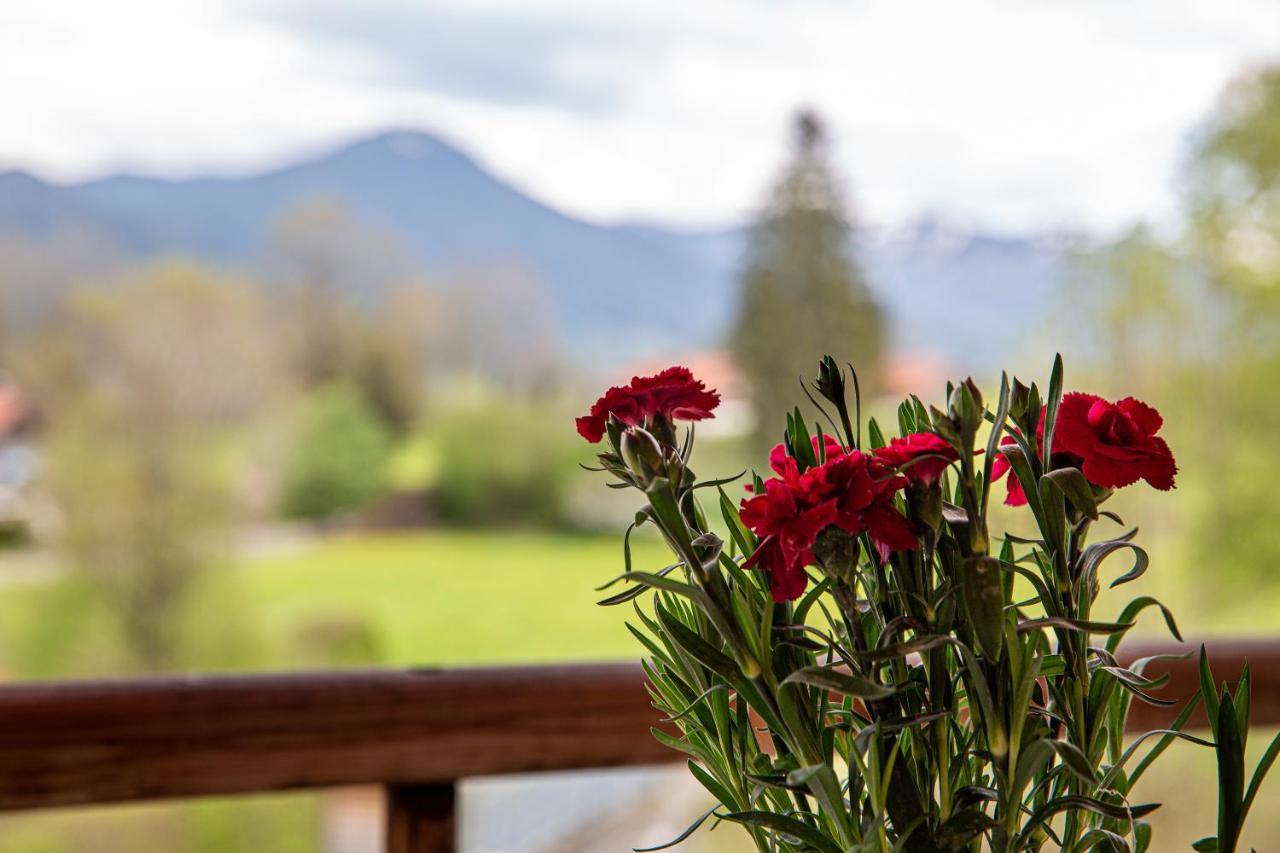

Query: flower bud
<box><xmin>813</xmin><ymin>355</ymin><xmax>846</xmax><ymax>406</ymax></box>
<box><xmin>907</xmin><ymin>481</ymin><xmax>943</xmax><ymax>532</ymax></box>
<box><xmin>812</xmin><ymin>525</ymin><xmax>860</xmax><ymax>586</ymax></box>
<box><xmin>948</xmin><ymin>377</ymin><xmax>983</xmax><ymax>423</ymax></box>
<box><xmin>929</xmin><ymin>405</ymin><xmax>962</xmax><ymax>446</ymax></box>
<box><xmin>1009</xmin><ymin>378</ymin><xmax>1032</xmax><ymax>421</ymax></box>
<box><xmin>620</xmin><ymin>427</ymin><xmax>665</xmax><ymax>487</ymax></box>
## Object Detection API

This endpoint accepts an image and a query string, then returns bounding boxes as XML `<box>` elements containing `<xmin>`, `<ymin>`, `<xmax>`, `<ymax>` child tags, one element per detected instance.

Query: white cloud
<box><xmin>0</xmin><ymin>0</ymin><xmax>1277</xmax><ymax>233</ymax></box>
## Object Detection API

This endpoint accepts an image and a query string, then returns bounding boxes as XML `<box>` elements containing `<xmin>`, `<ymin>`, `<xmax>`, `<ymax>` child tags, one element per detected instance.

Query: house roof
<box><xmin>0</xmin><ymin>382</ymin><xmax>28</xmax><ymax>437</ymax></box>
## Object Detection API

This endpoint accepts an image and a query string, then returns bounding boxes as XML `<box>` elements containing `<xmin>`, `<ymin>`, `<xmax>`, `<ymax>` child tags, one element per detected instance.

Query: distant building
<box><xmin>883</xmin><ymin>350</ymin><xmax>954</xmax><ymax>401</ymax></box>
<box><xmin>0</xmin><ymin>378</ymin><xmax>39</xmax><ymax>533</ymax></box>
<box><xmin>623</xmin><ymin>348</ymin><xmax>956</xmax><ymax>439</ymax></box>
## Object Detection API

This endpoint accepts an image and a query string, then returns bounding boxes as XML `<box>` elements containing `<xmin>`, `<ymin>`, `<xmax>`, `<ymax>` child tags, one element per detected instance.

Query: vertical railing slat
<box><xmin>385</xmin><ymin>782</ymin><xmax>457</xmax><ymax>853</ymax></box>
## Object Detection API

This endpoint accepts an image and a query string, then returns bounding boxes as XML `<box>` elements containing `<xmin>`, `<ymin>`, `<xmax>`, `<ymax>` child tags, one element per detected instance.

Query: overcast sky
<box><xmin>2</xmin><ymin>0</ymin><xmax>1277</xmax><ymax>233</ymax></box>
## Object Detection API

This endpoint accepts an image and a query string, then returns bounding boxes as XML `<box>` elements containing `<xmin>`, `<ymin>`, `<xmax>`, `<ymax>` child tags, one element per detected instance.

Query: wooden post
<box><xmin>386</xmin><ymin>782</ymin><xmax>457</xmax><ymax>853</ymax></box>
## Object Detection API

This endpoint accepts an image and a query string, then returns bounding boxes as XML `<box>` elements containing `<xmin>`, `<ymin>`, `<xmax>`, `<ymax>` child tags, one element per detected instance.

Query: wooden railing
<box><xmin>0</xmin><ymin>639</ymin><xmax>1275</xmax><ymax>851</ymax></box>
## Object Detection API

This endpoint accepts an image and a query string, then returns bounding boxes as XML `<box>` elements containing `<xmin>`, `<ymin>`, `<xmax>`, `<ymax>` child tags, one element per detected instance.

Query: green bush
<box><xmin>281</xmin><ymin>386</ymin><xmax>391</xmax><ymax>520</ymax></box>
<box><xmin>432</xmin><ymin>403</ymin><xmax>576</xmax><ymax>528</ymax></box>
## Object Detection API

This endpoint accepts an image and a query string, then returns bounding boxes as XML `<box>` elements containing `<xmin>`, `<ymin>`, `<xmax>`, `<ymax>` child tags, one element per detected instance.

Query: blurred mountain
<box><xmin>0</xmin><ymin>130</ymin><xmax>1066</xmax><ymax>370</ymax></box>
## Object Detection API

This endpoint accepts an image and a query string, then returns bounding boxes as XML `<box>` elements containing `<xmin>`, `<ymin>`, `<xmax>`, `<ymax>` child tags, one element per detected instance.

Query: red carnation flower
<box><xmin>1053</xmin><ymin>393</ymin><xmax>1176</xmax><ymax>491</ymax></box>
<box><xmin>740</xmin><ymin>440</ymin><xmax>916</xmax><ymax>602</ymax></box>
<box><xmin>874</xmin><ymin>432</ymin><xmax>959</xmax><ymax>486</ymax></box>
<box><xmin>576</xmin><ymin>366</ymin><xmax>720</xmax><ymax>443</ymax></box>
<box><xmin>991</xmin><ymin>393</ymin><xmax>1175</xmax><ymax>505</ymax></box>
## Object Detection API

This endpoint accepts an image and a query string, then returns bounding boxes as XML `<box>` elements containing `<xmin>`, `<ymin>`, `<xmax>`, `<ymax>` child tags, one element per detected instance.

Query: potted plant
<box><xmin>578</xmin><ymin>357</ymin><xmax>1278</xmax><ymax>852</ymax></box>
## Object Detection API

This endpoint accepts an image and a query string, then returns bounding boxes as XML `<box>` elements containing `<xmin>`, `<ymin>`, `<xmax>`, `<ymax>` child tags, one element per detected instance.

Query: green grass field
<box><xmin>237</xmin><ymin>528</ymin><xmax>671</xmax><ymax>669</ymax></box>
<box><xmin>0</xmin><ymin>528</ymin><xmax>676</xmax><ymax>680</ymax></box>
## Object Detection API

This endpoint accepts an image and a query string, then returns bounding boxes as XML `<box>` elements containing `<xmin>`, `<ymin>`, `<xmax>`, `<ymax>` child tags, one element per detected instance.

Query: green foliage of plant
<box><xmin>432</xmin><ymin>402</ymin><xmax>579</xmax><ymax>528</ymax></box>
<box><xmin>581</xmin><ymin>354</ymin><xmax>1274</xmax><ymax>852</ymax></box>
<box><xmin>731</xmin><ymin>111</ymin><xmax>884</xmax><ymax>454</ymax></box>
<box><xmin>1192</xmin><ymin>647</ymin><xmax>1280</xmax><ymax>853</ymax></box>
<box><xmin>281</xmin><ymin>385</ymin><xmax>392</xmax><ymax>520</ymax></box>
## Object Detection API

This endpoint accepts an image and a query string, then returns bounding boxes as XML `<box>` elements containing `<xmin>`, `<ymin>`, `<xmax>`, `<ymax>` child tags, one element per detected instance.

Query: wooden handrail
<box><xmin>0</xmin><ymin>662</ymin><xmax>672</xmax><ymax>811</ymax></box>
<box><xmin>0</xmin><ymin>639</ymin><xmax>1273</xmax><ymax>850</ymax></box>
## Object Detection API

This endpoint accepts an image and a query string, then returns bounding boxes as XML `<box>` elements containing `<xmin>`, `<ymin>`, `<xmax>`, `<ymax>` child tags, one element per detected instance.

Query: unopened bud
<box><xmin>620</xmin><ymin>427</ymin><xmax>665</xmax><ymax>487</ymax></box>
<box><xmin>1009</xmin><ymin>378</ymin><xmax>1032</xmax><ymax>421</ymax></box>
<box><xmin>814</xmin><ymin>355</ymin><xmax>846</xmax><ymax>405</ymax></box>
<box><xmin>930</xmin><ymin>406</ymin><xmax>961</xmax><ymax>445</ymax></box>
<box><xmin>947</xmin><ymin>378</ymin><xmax>985</xmax><ymax>445</ymax></box>
<box><xmin>908</xmin><ymin>482</ymin><xmax>943</xmax><ymax>532</ymax></box>
<box><xmin>812</xmin><ymin>526</ymin><xmax>860</xmax><ymax>586</ymax></box>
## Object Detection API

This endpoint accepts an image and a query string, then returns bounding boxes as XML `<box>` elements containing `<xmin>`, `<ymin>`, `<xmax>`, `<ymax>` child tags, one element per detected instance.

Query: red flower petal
<box><xmin>576</xmin><ymin>366</ymin><xmax>720</xmax><ymax>443</ymax></box>
<box><xmin>1117</xmin><ymin>397</ymin><xmax>1163</xmax><ymax>435</ymax></box>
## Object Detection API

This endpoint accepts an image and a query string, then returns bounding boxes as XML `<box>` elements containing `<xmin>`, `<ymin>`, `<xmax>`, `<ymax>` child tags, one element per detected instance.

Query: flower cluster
<box><xmin>576</xmin><ymin>368</ymin><xmax>1178</xmax><ymax>601</ymax></box>
<box><xmin>737</xmin><ymin>435</ymin><xmax>946</xmax><ymax>602</ymax></box>
<box><xmin>575</xmin><ymin>366</ymin><xmax>720</xmax><ymax>443</ymax></box>
<box><xmin>993</xmin><ymin>392</ymin><xmax>1177</xmax><ymax>506</ymax></box>
<box><xmin>576</xmin><ymin>358</ymin><xmax>1202</xmax><ymax>853</ymax></box>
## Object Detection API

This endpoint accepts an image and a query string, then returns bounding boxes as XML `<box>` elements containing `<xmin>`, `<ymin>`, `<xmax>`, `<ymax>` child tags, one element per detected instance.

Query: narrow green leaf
<box><xmin>1041</xmin><ymin>353</ymin><xmax>1064</xmax><ymax>472</ymax></box>
<box><xmin>853</xmin><ymin>634</ymin><xmax>953</xmax><ymax>662</ymax></box>
<box><xmin>650</xmin><ymin>727</ymin><xmax>703</xmax><ymax>760</ymax></box>
<box><xmin>1016</xmin><ymin>617</ymin><xmax>1134</xmax><ymax>635</ymax></box>
<box><xmin>1242</xmin><ymin>729</ymin><xmax>1280</xmax><ymax>822</ymax></box>
<box><xmin>718</xmin><ymin>486</ymin><xmax>756</xmax><ymax>557</ymax></box>
<box><xmin>687</xmin><ymin>760</ymin><xmax>738</xmax><ymax>808</ymax></box>
<box><xmin>598</xmin><ymin>565</ymin><xmax>682</xmax><ymax>606</ymax></box>
<box><xmin>867</xmin><ymin>416</ymin><xmax>886</xmax><ymax>450</ymax></box>
<box><xmin>1200</xmin><ymin>646</ymin><xmax>1221</xmax><ymax>733</ymax></box>
<box><xmin>1099</xmin><ymin>726</ymin><xmax>1215</xmax><ymax>792</ymax></box>
<box><xmin>1078</xmin><ymin>828</ymin><xmax>1132</xmax><ymax>851</ymax></box>
<box><xmin>721</xmin><ymin>811</ymin><xmax>843</xmax><ymax>853</ymax></box>
<box><xmin>655</xmin><ymin>605</ymin><xmax>739</xmax><ymax>681</ymax></box>
<box><xmin>1106</xmin><ymin>596</ymin><xmax>1182</xmax><ymax>654</ymax></box>
<box><xmin>662</xmin><ymin>683</ymin><xmax>729</xmax><ymax>723</ymax></box>
<box><xmin>1021</xmin><ymin>796</ymin><xmax>1158</xmax><ymax>839</ymax></box>
<box><xmin>1217</xmin><ymin>691</ymin><xmax>1245</xmax><ymax>853</ymax></box>
<box><xmin>1047</xmin><ymin>739</ymin><xmax>1099</xmax><ymax>784</ymax></box>
<box><xmin>1128</xmin><ymin>692</ymin><xmax>1204</xmax><ymax>787</ymax></box>
<box><xmin>781</xmin><ymin>665</ymin><xmax>898</xmax><ymax>699</ymax></box>
<box><xmin>632</xmin><ymin>805</ymin><xmax>720</xmax><ymax>852</ymax></box>
<box><xmin>982</xmin><ymin>372</ymin><xmax>1011</xmax><ymax>509</ymax></box>
<box><xmin>600</xmin><ymin>570</ymin><xmax>700</xmax><ymax>600</ymax></box>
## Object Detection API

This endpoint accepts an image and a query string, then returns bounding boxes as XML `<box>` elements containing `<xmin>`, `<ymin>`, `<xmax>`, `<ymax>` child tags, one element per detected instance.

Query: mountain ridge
<box><xmin>0</xmin><ymin>130</ymin><xmax>1066</xmax><ymax>369</ymax></box>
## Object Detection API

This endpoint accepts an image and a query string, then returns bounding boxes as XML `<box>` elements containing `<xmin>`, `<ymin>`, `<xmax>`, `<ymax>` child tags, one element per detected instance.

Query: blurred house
<box><xmin>624</xmin><ymin>348</ymin><xmax>956</xmax><ymax>439</ymax></box>
<box><xmin>0</xmin><ymin>378</ymin><xmax>39</xmax><ymax>537</ymax></box>
<box><xmin>883</xmin><ymin>350</ymin><xmax>954</xmax><ymax>401</ymax></box>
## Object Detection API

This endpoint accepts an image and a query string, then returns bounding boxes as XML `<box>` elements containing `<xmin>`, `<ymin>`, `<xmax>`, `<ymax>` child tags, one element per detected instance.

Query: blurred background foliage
<box><xmin>0</xmin><ymin>47</ymin><xmax>1278</xmax><ymax>853</ymax></box>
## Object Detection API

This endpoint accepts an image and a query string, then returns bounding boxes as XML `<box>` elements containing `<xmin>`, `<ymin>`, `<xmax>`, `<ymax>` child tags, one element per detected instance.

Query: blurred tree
<box><xmin>15</xmin><ymin>263</ymin><xmax>279</xmax><ymax>669</ymax></box>
<box><xmin>1063</xmin><ymin>224</ymin><xmax>1189</xmax><ymax>393</ymax></box>
<box><xmin>1183</xmin><ymin>65</ymin><xmax>1280</xmax><ymax>587</ymax></box>
<box><xmin>267</xmin><ymin>199</ymin><xmax>427</xmax><ymax>434</ymax></box>
<box><xmin>279</xmin><ymin>385</ymin><xmax>391</xmax><ymax>521</ymax></box>
<box><xmin>432</xmin><ymin>401</ymin><xmax>576</xmax><ymax>528</ymax></box>
<box><xmin>1064</xmin><ymin>68</ymin><xmax>1280</xmax><ymax>592</ymax></box>
<box><xmin>731</xmin><ymin>111</ymin><xmax>884</xmax><ymax>453</ymax></box>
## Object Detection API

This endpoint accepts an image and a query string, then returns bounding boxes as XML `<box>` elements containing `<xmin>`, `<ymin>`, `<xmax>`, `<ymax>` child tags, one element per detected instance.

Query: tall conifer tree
<box><xmin>731</xmin><ymin>111</ymin><xmax>884</xmax><ymax>452</ymax></box>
